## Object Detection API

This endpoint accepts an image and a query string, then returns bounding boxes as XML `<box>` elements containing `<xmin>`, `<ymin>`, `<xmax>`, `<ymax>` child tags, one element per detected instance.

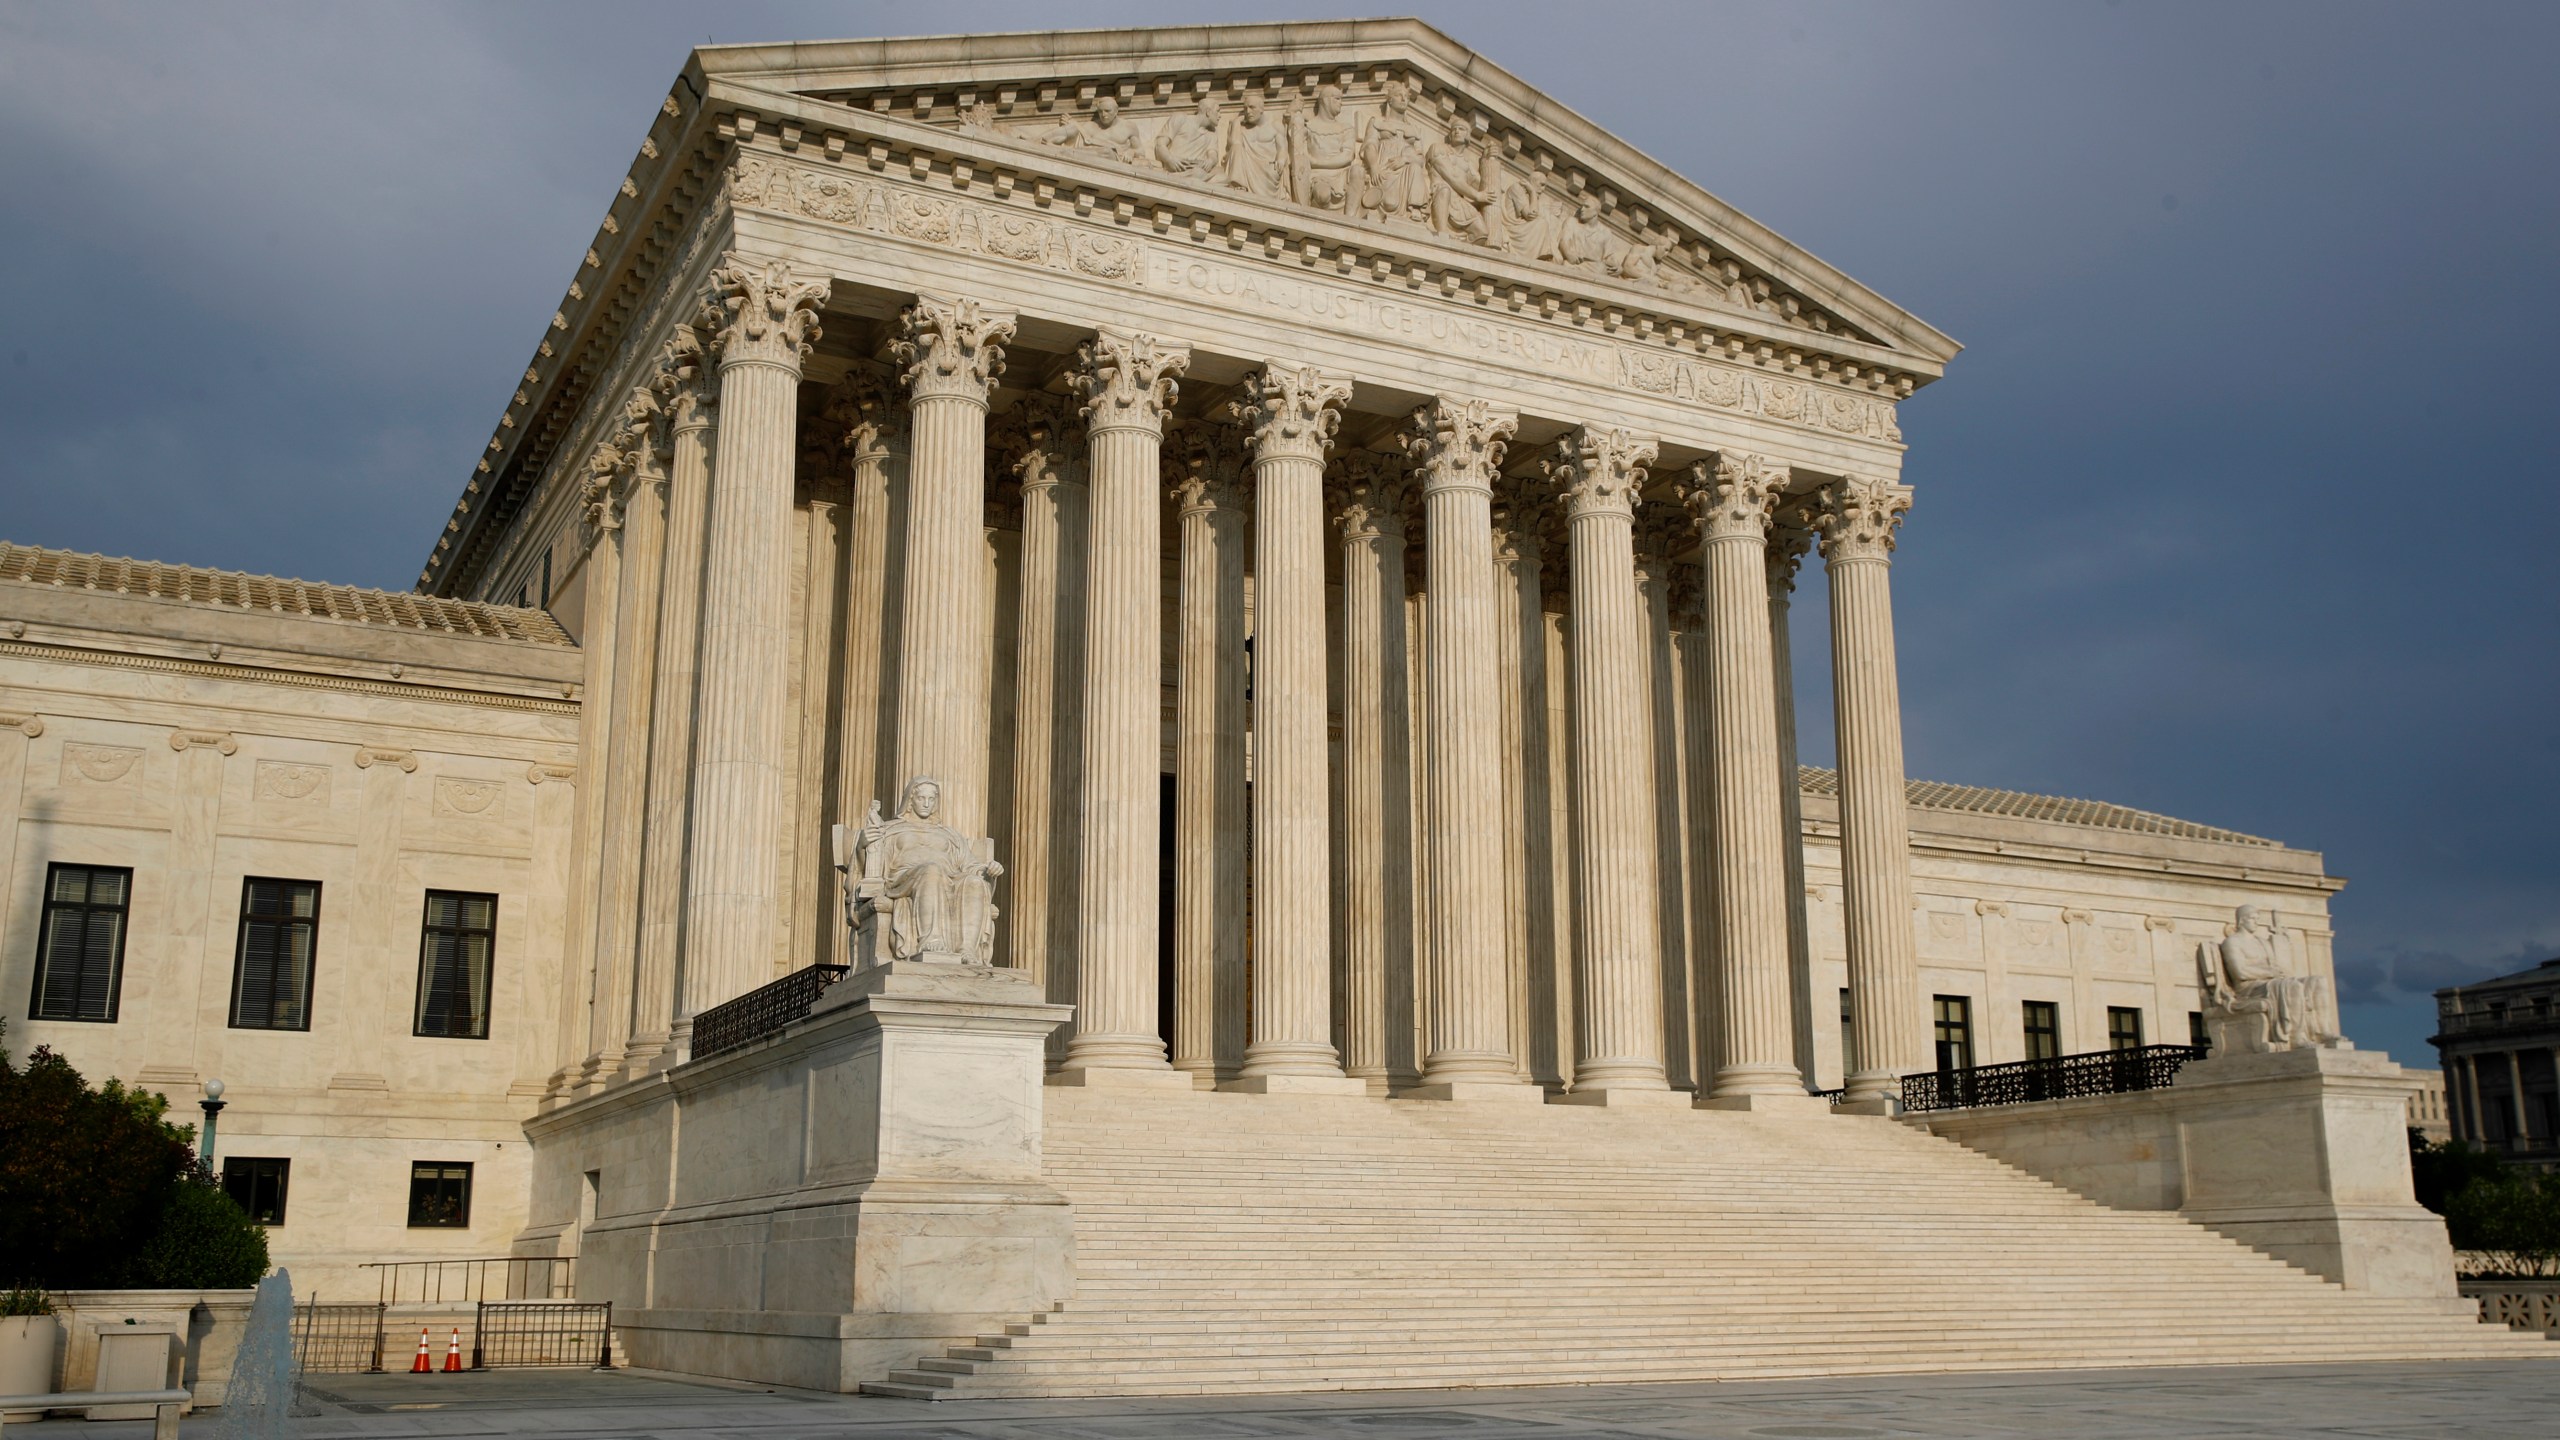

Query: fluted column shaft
<box><xmin>1410</xmin><ymin>399</ymin><xmax>1526</xmax><ymax>1092</ymax></box>
<box><xmin>596</xmin><ymin>410</ymin><xmax>670</xmax><ymax>1077</ymax></box>
<box><xmin>834</xmin><ymin>392</ymin><xmax>907</xmax><ymax>921</ymax></box>
<box><xmin>1820</xmin><ymin>476</ymin><xmax>1925</xmax><ymax>1102</ymax></box>
<box><xmin>1549</xmin><ymin>428</ymin><xmax>1670</xmax><ymax>1096</ymax></box>
<box><xmin>1064</xmin><ymin>328</ymin><xmax>1190</xmax><ymax>1079</ymax></box>
<box><xmin>642</xmin><ymin>360</ymin><xmax>714</xmax><ymax>1049</ymax></box>
<box><xmin>1767</xmin><ymin>526</ymin><xmax>1818</xmax><ymax>1086</ymax></box>
<box><xmin>888</xmin><ymin>295</ymin><xmax>1016</xmax><ymax>835</ymax></box>
<box><xmin>1238</xmin><ymin>366</ymin><xmax>1354</xmax><ymax>1082</ymax></box>
<box><xmin>1688</xmin><ymin>454</ymin><xmax>1805</xmax><ymax>1100</ymax></box>
<box><xmin>1002</xmin><ymin>398</ymin><xmax>1081</xmax><ymax>1000</ymax></box>
<box><xmin>681</xmin><ymin>255</ymin><xmax>827</xmax><ymax>1016</ymax></box>
<box><xmin>563</xmin><ymin>478</ymin><xmax>622</xmax><ymax>1090</ymax></box>
<box><xmin>1334</xmin><ymin>464</ymin><xmax>1415</xmax><ymax>1085</ymax></box>
<box><xmin>1169</xmin><ymin>444</ymin><xmax>1248</xmax><ymax>1081</ymax></box>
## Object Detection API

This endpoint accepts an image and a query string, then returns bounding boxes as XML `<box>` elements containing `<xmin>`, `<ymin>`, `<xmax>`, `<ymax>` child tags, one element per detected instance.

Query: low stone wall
<box><xmin>1916</xmin><ymin>1047</ymin><xmax>2460</xmax><ymax>1299</ymax></box>
<box><xmin>2461</xmin><ymin>1278</ymin><xmax>2560</xmax><ymax>1332</ymax></box>
<box><xmin>47</xmin><ymin>1289</ymin><xmax>255</xmax><ymax>1409</ymax></box>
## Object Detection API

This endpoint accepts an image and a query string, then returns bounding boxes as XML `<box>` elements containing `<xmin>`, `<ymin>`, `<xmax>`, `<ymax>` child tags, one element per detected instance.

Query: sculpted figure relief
<box><xmin>1358</xmin><ymin>78</ymin><xmax>1435</xmax><ymax>224</ymax></box>
<box><xmin>1155</xmin><ymin>95</ymin><xmax>1226</xmax><ymax>178</ymax></box>
<box><xmin>1423</xmin><ymin>120</ymin><xmax>1496</xmax><ymax>245</ymax></box>
<box><xmin>1039</xmin><ymin>94</ymin><xmax>1147</xmax><ymax>166</ymax></box>
<box><xmin>1291</xmin><ymin>84</ymin><xmax>1358</xmax><ymax>212</ymax></box>
<box><xmin>2196</xmin><ymin>905</ymin><xmax>2337</xmax><ymax>1054</ymax></box>
<box><xmin>1221</xmin><ymin>92</ymin><xmax>1291</xmax><ymax>198</ymax></box>
<box><xmin>836</xmin><ymin>776</ymin><xmax>1004</xmax><ymax>967</ymax></box>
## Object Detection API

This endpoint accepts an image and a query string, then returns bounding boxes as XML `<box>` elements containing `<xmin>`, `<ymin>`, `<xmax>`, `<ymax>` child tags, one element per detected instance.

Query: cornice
<box><xmin>0</xmin><ymin>639</ymin><xmax>580</xmax><ymax>716</ymax></box>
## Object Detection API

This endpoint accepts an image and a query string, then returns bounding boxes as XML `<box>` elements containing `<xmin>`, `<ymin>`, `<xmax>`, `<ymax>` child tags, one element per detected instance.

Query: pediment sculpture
<box><xmin>832</xmin><ymin>775</ymin><xmax>1003</xmax><ymax>967</ymax></box>
<box><xmin>2196</xmin><ymin>904</ymin><xmax>2338</xmax><ymax>1054</ymax></box>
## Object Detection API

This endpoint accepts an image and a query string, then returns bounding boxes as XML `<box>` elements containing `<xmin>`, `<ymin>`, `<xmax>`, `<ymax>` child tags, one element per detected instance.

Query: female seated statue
<box><xmin>838</xmin><ymin>776</ymin><xmax>1003</xmax><ymax>966</ymax></box>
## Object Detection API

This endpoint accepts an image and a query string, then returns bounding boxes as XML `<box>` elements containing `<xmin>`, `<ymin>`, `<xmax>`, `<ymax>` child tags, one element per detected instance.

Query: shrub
<box><xmin>2409</xmin><ymin>1131</ymin><xmax>2509</xmax><ymax>1216</ymax></box>
<box><xmin>125</xmin><ymin>1178</ymin><xmax>271</xmax><ymax>1289</ymax></box>
<box><xmin>2445</xmin><ymin>1172</ymin><xmax>2560</xmax><ymax>1278</ymax></box>
<box><xmin>0</xmin><ymin>1286</ymin><xmax>51</xmax><ymax>1317</ymax></box>
<box><xmin>0</xmin><ymin>1028</ymin><xmax>197</xmax><ymax>1288</ymax></box>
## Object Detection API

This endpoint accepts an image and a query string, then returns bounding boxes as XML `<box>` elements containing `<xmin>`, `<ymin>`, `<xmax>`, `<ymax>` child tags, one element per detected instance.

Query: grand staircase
<box><xmin>867</xmin><ymin>1087</ymin><xmax>2545</xmax><ymax>1398</ymax></box>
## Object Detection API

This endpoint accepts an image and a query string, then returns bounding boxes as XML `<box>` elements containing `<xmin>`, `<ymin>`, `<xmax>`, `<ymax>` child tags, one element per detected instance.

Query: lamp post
<box><xmin>198</xmin><ymin>1077</ymin><xmax>226</xmax><ymax>1170</ymax></box>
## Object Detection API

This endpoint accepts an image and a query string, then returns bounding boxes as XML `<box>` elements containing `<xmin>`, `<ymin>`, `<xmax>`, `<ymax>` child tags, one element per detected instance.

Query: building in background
<box><xmin>2434</xmin><ymin>959</ymin><xmax>2560</xmax><ymax>1169</ymax></box>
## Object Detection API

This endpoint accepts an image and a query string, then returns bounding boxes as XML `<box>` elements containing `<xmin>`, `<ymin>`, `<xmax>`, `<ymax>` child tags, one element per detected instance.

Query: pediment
<box><xmin>690</xmin><ymin>19</ymin><xmax>1958</xmax><ymax>369</ymax></box>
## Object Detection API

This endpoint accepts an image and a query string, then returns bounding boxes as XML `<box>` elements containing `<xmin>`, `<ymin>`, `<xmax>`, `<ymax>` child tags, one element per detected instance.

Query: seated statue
<box><xmin>2196</xmin><ymin>904</ymin><xmax>2336</xmax><ymax>1053</ymax></box>
<box><xmin>833</xmin><ymin>776</ymin><xmax>1003</xmax><ymax>967</ymax></box>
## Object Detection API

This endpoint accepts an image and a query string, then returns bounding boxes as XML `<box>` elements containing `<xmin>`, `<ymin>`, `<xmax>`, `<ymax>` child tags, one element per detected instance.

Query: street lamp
<box><xmin>198</xmin><ymin>1077</ymin><xmax>226</xmax><ymax>1169</ymax></box>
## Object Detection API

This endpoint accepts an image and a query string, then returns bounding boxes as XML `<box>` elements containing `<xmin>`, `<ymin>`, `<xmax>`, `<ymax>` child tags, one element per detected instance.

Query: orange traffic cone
<box><xmin>443</xmin><ymin>1327</ymin><xmax>465</xmax><ymax>1372</ymax></box>
<box><xmin>410</xmin><ymin>1329</ymin><xmax>432</xmax><ymax>1373</ymax></box>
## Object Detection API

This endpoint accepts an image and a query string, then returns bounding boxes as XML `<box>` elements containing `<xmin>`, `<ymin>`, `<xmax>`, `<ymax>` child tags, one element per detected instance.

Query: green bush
<box><xmin>2409</xmin><ymin>1131</ymin><xmax>2509</xmax><ymax>1215</ymax></box>
<box><xmin>0</xmin><ymin>1023</ymin><xmax>267</xmax><ymax>1289</ymax></box>
<box><xmin>2445</xmin><ymin>1172</ymin><xmax>2560</xmax><ymax>1277</ymax></box>
<box><xmin>125</xmin><ymin>1179</ymin><xmax>270</xmax><ymax>1289</ymax></box>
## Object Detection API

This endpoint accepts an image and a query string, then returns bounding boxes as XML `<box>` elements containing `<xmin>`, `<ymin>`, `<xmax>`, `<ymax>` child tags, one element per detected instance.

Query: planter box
<box><xmin>50</xmin><ymin>1289</ymin><xmax>257</xmax><ymax>1411</ymax></box>
<box><xmin>1</xmin><ymin>1315</ymin><xmax>63</xmax><ymax>1420</ymax></box>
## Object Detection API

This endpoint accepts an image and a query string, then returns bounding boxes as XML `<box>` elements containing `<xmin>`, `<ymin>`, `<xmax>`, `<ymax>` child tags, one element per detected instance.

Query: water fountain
<box><xmin>215</xmin><ymin>1270</ymin><xmax>297</xmax><ymax>1440</ymax></box>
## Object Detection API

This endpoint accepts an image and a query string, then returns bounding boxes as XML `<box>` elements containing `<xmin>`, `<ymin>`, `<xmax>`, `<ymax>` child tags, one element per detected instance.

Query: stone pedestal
<box><xmin>521</xmin><ymin>962</ymin><xmax>1075</xmax><ymax>1391</ymax></box>
<box><xmin>2172</xmin><ymin>1046</ymin><xmax>2457</xmax><ymax>1299</ymax></box>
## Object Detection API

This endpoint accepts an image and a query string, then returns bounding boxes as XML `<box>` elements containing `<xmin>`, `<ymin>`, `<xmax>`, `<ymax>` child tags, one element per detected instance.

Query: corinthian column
<box><xmin>1765</xmin><ymin>519</ymin><xmax>1819</xmax><ymax>1087</ymax></box>
<box><xmin>681</xmin><ymin>254</ymin><xmax>827</xmax><ymax>1016</ymax></box>
<box><xmin>1059</xmin><ymin>327</ymin><xmax>1191</xmax><ymax>1085</ymax></box>
<box><xmin>831</xmin><ymin>366</ymin><xmax>908</xmax><ymax>924</ymax></box>
<box><xmin>886</xmin><ymin>293</ymin><xmax>1016</xmax><ymax>835</ymax></box>
<box><xmin>1684</xmin><ymin>452</ymin><xmax>1819</xmax><ymax>1108</ymax></box>
<box><xmin>1405</xmin><ymin>398</ymin><xmax>1535</xmax><ymax>1101</ymax></box>
<box><xmin>1331</xmin><ymin>452</ymin><xmax>1418</xmax><ymax>1090</ymax></box>
<box><xmin>1164</xmin><ymin>421</ymin><xmax>1250</xmax><ymax>1084</ymax></box>
<box><xmin>1545</xmin><ymin>427</ymin><xmax>1677</xmax><ymax>1103</ymax></box>
<box><xmin>564</xmin><ymin>459</ymin><xmax>624</xmax><ymax>1092</ymax></box>
<box><xmin>1817</xmin><ymin>475</ymin><xmax>1926</xmax><ymax>1104</ymax></box>
<box><xmin>1228</xmin><ymin>364</ymin><xmax>1359</xmax><ymax>1090</ymax></box>
<box><xmin>999</xmin><ymin>393</ymin><xmax>1085</xmax><ymax>1011</ymax></box>
<box><xmin>595</xmin><ymin>384</ymin><xmax>671</xmax><ymax>1080</ymax></box>
<box><xmin>641</xmin><ymin>324</ymin><xmax>716</xmax><ymax>1056</ymax></box>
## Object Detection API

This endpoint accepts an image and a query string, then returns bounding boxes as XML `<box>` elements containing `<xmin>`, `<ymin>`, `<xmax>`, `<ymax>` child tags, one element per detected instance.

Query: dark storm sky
<box><xmin>3</xmin><ymin>1</ymin><xmax>2553</xmax><ymax>1067</ymax></box>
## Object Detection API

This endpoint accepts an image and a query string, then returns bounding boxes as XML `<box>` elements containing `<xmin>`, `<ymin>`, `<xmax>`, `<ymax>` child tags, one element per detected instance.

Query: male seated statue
<box><xmin>2196</xmin><ymin>903</ymin><xmax>2336</xmax><ymax>1054</ymax></box>
<box><xmin>833</xmin><ymin>775</ymin><xmax>1003</xmax><ymax>967</ymax></box>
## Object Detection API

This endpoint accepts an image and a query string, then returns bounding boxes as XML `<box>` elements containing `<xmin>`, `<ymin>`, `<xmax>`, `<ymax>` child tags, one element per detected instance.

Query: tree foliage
<box><xmin>0</xmin><ymin>1025</ymin><xmax>267</xmax><ymax>1289</ymax></box>
<box><xmin>2410</xmin><ymin>1130</ymin><xmax>2560</xmax><ymax>1277</ymax></box>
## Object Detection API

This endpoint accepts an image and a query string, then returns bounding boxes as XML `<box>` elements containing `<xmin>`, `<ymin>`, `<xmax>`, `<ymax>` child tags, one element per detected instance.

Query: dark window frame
<box><xmin>2022</xmin><ymin>1000</ymin><xmax>2061</xmax><ymax>1062</ymax></box>
<box><xmin>29</xmin><ymin>862</ymin><xmax>134</xmax><ymax>1023</ymax></box>
<box><xmin>413</xmin><ymin>890</ymin><xmax>499</xmax><ymax>1040</ymax></box>
<box><xmin>407</xmin><ymin>1161</ymin><xmax>474</xmax><ymax>1229</ymax></box>
<box><xmin>2107</xmin><ymin>1006</ymin><xmax>2145</xmax><ymax>1051</ymax></box>
<box><xmin>222</xmin><ymin>1156</ymin><xmax>291</xmax><ymax>1226</ymax></box>
<box><xmin>1932</xmin><ymin>995</ymin><xmax>1976</xmax><ymax>1073</ymax></box>
<box><xmin>229</xmin><ymin>877</ymin><xmax>322</xmax><ymax>1032</ymax></box>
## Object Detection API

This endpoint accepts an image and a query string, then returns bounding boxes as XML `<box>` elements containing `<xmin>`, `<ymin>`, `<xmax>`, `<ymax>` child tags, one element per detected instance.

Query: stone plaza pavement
<box><xmin>16</xmin><ymin>1359</ymin><xmax>2560</xmax><ymax>1439</ymax></box>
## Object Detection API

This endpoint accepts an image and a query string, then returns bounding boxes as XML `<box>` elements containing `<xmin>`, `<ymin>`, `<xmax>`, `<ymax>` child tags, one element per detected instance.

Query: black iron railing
<box><xmin>472</xmin><ymin>1300</ymin><xmax>613</xmax><ymax>1369</ymax></box>
<box><xmin>1901</xmin><ymin>1043</ymin><xmax>2206</xmax><ymax>1114</ymax></box>
<box><xmin>293</xmin><ymin>1301</ymin><xmax>386</xmax><ymax>1373</ymax></box>
<box><xmin>362</xmin><ymin>1255</ymin><xmax>574</xmax><ymax>1305</ymax></box>
<box><xmin>690</xmin><ymin>963</ymin><xmax>850</xmax><ymax>1061</ymax></box>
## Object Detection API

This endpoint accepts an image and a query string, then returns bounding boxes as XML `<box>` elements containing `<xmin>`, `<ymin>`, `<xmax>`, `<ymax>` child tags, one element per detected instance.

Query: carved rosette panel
<box><xmin>1072</xmin><ymin>326</ymin><xmax>1188</xmax><ymax>436</ymax></box>
<box><xmin>891</xmin><ymin>293</ymin><xmax>1017</xmax><ymax>405</ymax></box>
<box><xmin>1327</xmin><ymin>450</ymin><xmax>1411</xmax><ymax>541</ymax></box>
<box><xmin>1681</xmin><ymin>452</ymin><xmax>1789</xmax><ymax>543</ymax></box>
<box><xmin>1163</xmin><ymin>418</ymin><xmax>1250</xmax><ymax>515</ymax></box>
<box><xmin>708</xmin><ymin>253</ymin><xmax>830</xmax><ymax>371</ymax></box>
<box><xmin>1813</xmin><ymin>475</ymin><xmax>1914</xmax><ymax>564</ymax></box>
<box><xmin>1542</xmin><ymin>425</ymin><xmax>1658</xmax><ymax>521</ymax></box>
<box><xmin>433</xmin><ymin>775</ymin><xmax>508</xmax><ymax>821</ymax></box>
<box><xmin>1402</xmin><ymin>398</ymin><xmax>1516</xmax><ymax>496</ymax></box>
<box><xmin>1231</xmin><ymin>364</ymin><xmax>1352</xmax><ymax>466</ymax></box>
<box><xmin>254</xmin><ymin>761</ymin><xmax>331</xmax><ymax>806</ymax></box>
<box><xmin>61</xmin><ymin>743</ymin><xmax>143</xmax><ymax>786</ymax></box>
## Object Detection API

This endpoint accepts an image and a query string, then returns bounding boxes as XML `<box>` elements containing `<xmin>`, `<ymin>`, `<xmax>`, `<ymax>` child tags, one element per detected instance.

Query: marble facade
<box><xmin>0</xmin><ymin>19</ymin><xmax>2376</xmax><ymax>1355</ymax></box>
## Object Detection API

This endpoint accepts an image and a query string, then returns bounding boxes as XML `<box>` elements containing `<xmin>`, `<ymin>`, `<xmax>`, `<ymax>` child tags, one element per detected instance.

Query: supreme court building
<box><xmin>5</xmin><ymin>19</ymin><xmax>2528</xmax><ymax>1396</ymax></box>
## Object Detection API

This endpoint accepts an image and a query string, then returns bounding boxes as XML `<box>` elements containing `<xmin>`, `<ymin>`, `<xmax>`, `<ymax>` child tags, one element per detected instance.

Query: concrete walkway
<box><xmin>12</xmin><ymin>1360</ymin><xmax>2557</xmax><ymax>1439</ymax></box>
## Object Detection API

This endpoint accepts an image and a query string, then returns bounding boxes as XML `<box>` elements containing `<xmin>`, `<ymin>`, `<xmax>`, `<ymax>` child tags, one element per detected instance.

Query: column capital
<box><xmin>1402</xmin><ymin>397</ymin><xmax>1517</xmax><ymax>497</ymax></box>
<box><xmin>1491</xmin><ymin>473</ymin><xmax>1554</xmax><ymax>567</ymax></box>
<box><xmin>617</xmin><ymin>382</ymin><xmax>671</xmax><ymax>495</ymax></box>
<box><xmin>580</xmin><ymin>450</ymin><xmax>624</xmax><ymax>541</ymax></box>
<box><xmin>1073</xmin><ymin>326</ymin><xmax>1188</xmax><ymax>435</ymax></box>
<box><xmin>708</xmin><ymin>253</ymin><xmax>829</xmax><ymax>372</ymax></box>
<box><xmin>995</xmin><ymin>390</ymin><xmax>1086</xmax><ymax>493</ymax></box>
<box><xmin>804</xmin><ymin>363</ymin><xmax>905</xmax><ymax>481</ymax></box>
<box><xmin>1814</xmin><ymin>474</ymin><xmax>1914</xmax><ymax>564</ymax></box>
<box><xmin>1766</xmin><ymin>520</ymin><xmax>1816</xmax><ymax>593</ymax></box>
<box><xmin>655</xmin><ymin>318</ymin><xmax>717</xmax><ymax>433</ymax></box>
<box><xmin>1630</xmin><ymin>504</ymin><xmax>1686</xmax><ymax>587</ymax></box>
<box><xmin>893</xmin><ymin>292</ymin><xmax>1016</xmax><ymax>405</ymax></box>
<box><xmin>1327</xmin><ymin>450</ymin><xmax>1410</xmax><ymax>541</ymax></box>
<box><xmin>1163</xmin><ymin>418</ymin><xmax>1249</xmax><ymax>516</ymax></box>
<box><xmin>1542</xmin><ymin>425</ymin><xmax>1659</xmax><ymax>522</ymax></box>
<box><xmin>1681</xmin><ymin>451</ymin><xmax>1790</xmax><ymax>542</ymax></box>
<box><xmin>1231</xmin><ymin>363</ymin><xmax>1353</xmax><ymax>465</ymax></box>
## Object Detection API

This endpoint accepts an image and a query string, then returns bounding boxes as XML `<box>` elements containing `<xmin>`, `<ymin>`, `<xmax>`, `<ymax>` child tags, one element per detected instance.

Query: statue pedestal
<box><xmin>2171</xmin><ymin>1046</ymin><xmax>2456</xmax><ymax>1300</ymax></box>
<box><xmin>519</xmin><ymin>962</ymin><xmax>1075</xmax><ymax>1390</ymax></box>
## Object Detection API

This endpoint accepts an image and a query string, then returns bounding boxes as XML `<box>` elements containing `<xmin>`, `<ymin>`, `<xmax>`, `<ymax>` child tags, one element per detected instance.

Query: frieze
<box><xmin>728</xmin><ymin>156</ymin><xmax>1900</xmax><ymax>446</ymax></box>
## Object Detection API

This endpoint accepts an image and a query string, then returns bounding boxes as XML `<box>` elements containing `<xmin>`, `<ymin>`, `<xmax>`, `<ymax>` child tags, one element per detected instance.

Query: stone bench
<box><xmin>0</xmin><ymin>1388</ymin><xmax>190</xmax><ymax>1437</ymax></box>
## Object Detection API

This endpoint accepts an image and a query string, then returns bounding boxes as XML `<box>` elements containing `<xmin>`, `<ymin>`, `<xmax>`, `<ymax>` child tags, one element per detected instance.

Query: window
<box><xmin>230</xmin><ymin>879</ymin><xmax>320</xmax><ymax>1031</ymax></box>
<box><xmin>2107</xmin><ymin>1006</ymin><xmax>2144</xmax><ymax>1050</ymax></box>
<box><xmin>2022</xmin><ymin>1001</ymin><xmax>2061</xmax><ymax>1062</ymax></box>
<box><xmin>408</xmin><ymin>1162</ymin><xmax>473</xmax><ymax>1228</ymax></box>
<box><xmin>2189</xmin><ymin>1010</ymin><xmax>2210</xmax><ymax>1052</ymax></box>
<box><xmin>1838</xmin><ymin>988</ymin><xmax>1855</xmax><ymax>1072</ymax></box>
<box><xmin>1932</xmin><ymin>995</ymin><xmax>1975</xmax><ymax>1073</ymax></box>
<box><xmin>222</xmin><ymin>1157</ymin><xmax>291</xmax><ymax>1226</ymax></box>
<box><xmin>414</xmin><ymin>891</ymin><xmax>497</xmax><ymax>1039</ymax></box>
<box><xmin>30</xmin><ymin>863</ymin><xmax>133</xmax><ymax>1022</ymax></box>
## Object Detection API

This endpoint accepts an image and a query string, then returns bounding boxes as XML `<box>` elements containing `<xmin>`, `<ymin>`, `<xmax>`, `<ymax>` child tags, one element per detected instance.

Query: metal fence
<box><xmin>472</xmin><ymin>1301</ymin><xmax>614</xmax><ymax>1369</ymax></box>
<box><xmin>362</xmin><ymin>1256</ymin><xmax>575</xmax><ymax>1306</ymax></box>
<box><xmin>293</xmin><ymin>1301</ymin><xmax>386</xmax><ymax>1373</ymax></box>
<box><xmin>1901</xmin><ymin>1044</ymin><xmax>2207</xmax><ymax>1114</ymax></box>
<box><xmin>691</xmin><ymin>963</ymin><xmax>850</xmax><ymax>1060</ymax></box>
